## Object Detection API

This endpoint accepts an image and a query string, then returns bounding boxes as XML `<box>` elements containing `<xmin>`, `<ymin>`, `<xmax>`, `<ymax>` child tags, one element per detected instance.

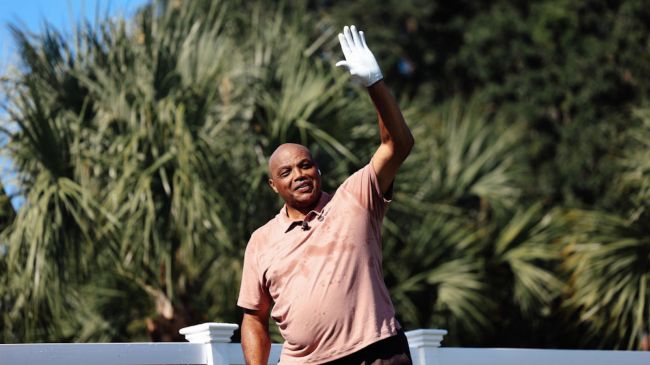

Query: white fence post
<box><xmin>406</xmin><ymin>329</ymin><xmax>448</xmax><ymax>365</ymax></box>
<box><xmin>180</xmin><ymin>322</ymin><xmax>239</xmax><ymax>365</ymax></box>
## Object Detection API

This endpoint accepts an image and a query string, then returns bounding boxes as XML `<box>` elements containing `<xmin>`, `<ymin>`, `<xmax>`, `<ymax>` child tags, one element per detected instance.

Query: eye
<box><xmin>280</xmin><ymin>169</ymin><xmax>290</xmax><ymax>177</ymax></box>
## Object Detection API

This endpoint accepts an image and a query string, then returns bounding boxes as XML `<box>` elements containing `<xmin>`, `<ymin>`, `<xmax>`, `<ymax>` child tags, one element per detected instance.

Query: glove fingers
<box><xmin>343</xmin><ymin>26</ymin><xmax>356</xmax><ymax>51</ymax></box>
<box><xmin>351</xmin><ymin>25</ymin><xmax>363</xmax><ymax>48</ymax></box>
<box><xmin>338</xmin><ymin>33</ymin><xmax>352</xmax><ymax>60</ymax></box>
<box><xmin>359</xmin><ymin>30</ymin><xmax>368</xmax><ymax>49</ymax></box>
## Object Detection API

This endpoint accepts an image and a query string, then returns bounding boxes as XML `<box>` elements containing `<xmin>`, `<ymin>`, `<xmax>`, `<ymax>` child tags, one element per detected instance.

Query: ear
<box><xmin>268</xmin><ymin>178</ymin><xmax>278</xmax><ymax>193</ymax></box>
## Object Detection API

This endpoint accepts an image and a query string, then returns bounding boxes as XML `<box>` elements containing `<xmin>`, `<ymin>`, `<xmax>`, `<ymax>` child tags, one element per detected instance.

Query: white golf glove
<box><xmin>336</xmin><ymin>25</ymin><xmax>383</xmax><ymax>87</ymax></box>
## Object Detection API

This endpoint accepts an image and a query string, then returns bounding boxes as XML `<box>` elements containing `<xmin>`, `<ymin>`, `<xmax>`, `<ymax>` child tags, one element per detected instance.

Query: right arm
<box><xmin>336</xmin><ymin>25</ymin><xmax>414</xmax><ymax>195</ymax></box>
<box><xmin>241</xmin><ymin>305</ymin><xmax>271</xmax><ymax>365</ymax></box>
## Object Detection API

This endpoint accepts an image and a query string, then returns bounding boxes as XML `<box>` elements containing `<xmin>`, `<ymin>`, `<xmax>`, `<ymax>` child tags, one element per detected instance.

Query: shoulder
<box><xmin>335</xmin><ymin>162</ymin><xmax>390</xmax><ymax>214</ymax></box>
<box><xmin>339</xmin><ymin>163</ymin><xmax>374</xmax><ymax>187</ymax></box>
<box><xmin>249</xmin><ymin>221</ymin><xmax>271</xmax><ymax>245</ymax></box>
<box><xmin>246</xmin><ymin>215</ymin><xmax>279</xmax><ymax>253</ymax></box>
<box><xmin>338</xmin><ymin>162</ymin><xmax>383</xmax><ymax>196</ymax></box>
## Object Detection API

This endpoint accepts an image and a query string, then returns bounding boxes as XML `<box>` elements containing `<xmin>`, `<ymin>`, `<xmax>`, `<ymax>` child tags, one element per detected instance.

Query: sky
<box><xmin>0</xmin><ymin>0</ymin><xmax>150</xmax><ymax>210</ymax></box>
<box><xmin>1</xmin><ymin>0</ymin><xmax>149</xmax><ymax>62</ymax></box>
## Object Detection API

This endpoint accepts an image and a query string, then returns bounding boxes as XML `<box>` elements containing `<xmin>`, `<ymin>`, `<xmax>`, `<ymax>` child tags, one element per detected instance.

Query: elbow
<box><xmin>383</xmin><ymin>131</ymin><xmax>414</xmax><ymax>162</ymax></box>
<box><xmin>400</xmin><ymin>132</ymin><xmax>415</xmax><ymax>161</ymax></box>
<box><xmin>406</xmin><ymin>132</ymin><xmax>415</xmax><ymax>154</ymax></box>
<box><xmin>391</xmin><ymin>135</ymin><xmax>413</xmax><ymax>163</ymax></box>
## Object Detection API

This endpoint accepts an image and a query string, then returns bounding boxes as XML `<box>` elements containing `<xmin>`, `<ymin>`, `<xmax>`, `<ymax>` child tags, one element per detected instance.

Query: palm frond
<box><xmin>562</xmin><ymin>210</ymin><xmax>650</xmax><ymax>349</ymax></box>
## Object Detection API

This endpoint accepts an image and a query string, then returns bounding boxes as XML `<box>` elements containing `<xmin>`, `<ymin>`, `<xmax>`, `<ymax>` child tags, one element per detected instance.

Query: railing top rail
<box><xmin>0</xmin><ymin>342</ymin><xmax>206</xmax><ymax>365</ymax></box>
<box><xmin>437</xmin><ymin>347</ymin><xmax>650</xmax><ymax>365</ymax></box>
<box><xmin>3</xmin><ymin>324</ymin><xmax>650</xmax><ymax>365</ymax></box>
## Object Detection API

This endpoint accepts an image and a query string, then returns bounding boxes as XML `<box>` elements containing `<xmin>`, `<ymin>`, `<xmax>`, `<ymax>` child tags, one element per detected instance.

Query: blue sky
<box><xmin>1</xmin><ymin>0</ymin><xmax>149</xmax><ymax>61</ymax></box>
<box><xmin>0</xmin><ymin>0</ymin><xmax>149</xmax><ymax>210</ymax></box>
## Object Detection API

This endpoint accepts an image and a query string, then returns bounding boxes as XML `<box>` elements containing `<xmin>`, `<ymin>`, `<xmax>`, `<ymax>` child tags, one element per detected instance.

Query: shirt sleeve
<box><xmin>237</xmin><ymin>233</ymin><xmax>271</xmax><ymax>311</ymax></box>
<box><xmin>338</xmin><ymin>162</ymin><xmax>391</xmax><ymax>220</ymax></box>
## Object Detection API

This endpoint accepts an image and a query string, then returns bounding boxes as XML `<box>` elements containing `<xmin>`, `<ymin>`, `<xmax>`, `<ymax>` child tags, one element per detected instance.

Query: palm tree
<box><xmin>559</xmin><ymin>108</ymin><xmax>650</xmax><ymax>349</ymax></box>
<box><xmin>381</xmin><ymin>99</ymin><xmax>559</xmax><ymax>345</ymax></box>
<box><xmin>0</xmin><ymin>0</ymin><xmax>365</xmax><ymax>342</ymax></box>
<box><xmin>562</xmin><ymin>210</ymin><xmax>650</xmax><ymax>349</ymax></box>
<box><xmin>3</xmin><ymin>0</ymin><xmax>647</xmax><ymax>350</ymax></box>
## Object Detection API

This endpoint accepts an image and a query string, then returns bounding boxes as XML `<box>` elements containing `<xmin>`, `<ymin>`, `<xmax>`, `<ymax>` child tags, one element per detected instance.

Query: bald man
<box><xmin>238</xmin><ymin>25</ymin><xmax>414</xmax><ymax>365</ymax></box>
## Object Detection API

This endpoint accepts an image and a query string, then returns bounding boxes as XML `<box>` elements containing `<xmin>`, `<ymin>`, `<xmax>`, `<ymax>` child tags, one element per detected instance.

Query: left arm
<box><xmin>367</xmin><ymin>80</ymin><xmax>414</xmax><ymax>195</ymax></box>
<box><xmin>336</xmin><ymin>25</ymin><xmax>414</xmax><ymax>195</ymax></box>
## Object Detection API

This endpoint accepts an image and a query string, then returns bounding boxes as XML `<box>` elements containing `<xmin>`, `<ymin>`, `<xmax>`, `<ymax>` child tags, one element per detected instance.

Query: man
<box><xmin>238</xmin><ymin>25</ymin><xmax>414</xmax><ymax>364</ymax></box>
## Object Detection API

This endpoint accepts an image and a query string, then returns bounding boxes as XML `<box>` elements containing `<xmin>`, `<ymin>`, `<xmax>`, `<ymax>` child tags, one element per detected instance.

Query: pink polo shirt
<box><xmin>238</xmin><ymin>163</ymin><xmax>401</xmax><ymax>364</ymax></box>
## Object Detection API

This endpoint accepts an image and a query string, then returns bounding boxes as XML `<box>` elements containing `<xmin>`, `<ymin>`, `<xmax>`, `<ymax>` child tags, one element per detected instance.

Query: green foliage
<box><xmin>562</xmin><ymin>211</ymin><xmax>650</xmax><ymax>349</ymax></box>
<box><xmin>383</xmin><ymin>100</ymin><xmax>536</xmax><ymax>344</ymax></box>
<box><xmin>619</xmin><ymin>109</ymin><xmax>650</xmax><ymax>219</ymax></box>
<box><xmin>558</xmin><ymin>109</ymin><xmax>650</xmax><ymax>349</ymax></box>
<box><xmin>323</xmin><ymin>0</ymin><xmax>650</xmax><ymax>208</ymax></box>
<box><xmin>1</xmin><ymin>0</ymin><xmax>649</xmax><ymax>350</ymax></box>
<box><xmin>0</xmin><ymin>0</ymin><xmax>366</xmax><ymax>342</ymax></box>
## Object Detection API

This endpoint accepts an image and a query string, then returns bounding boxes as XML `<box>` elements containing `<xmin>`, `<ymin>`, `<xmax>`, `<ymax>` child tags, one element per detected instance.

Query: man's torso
<box><xmin>239</xmin><ymin>164</ymin><xmax>400</xmax><ymax>364</ymax></box>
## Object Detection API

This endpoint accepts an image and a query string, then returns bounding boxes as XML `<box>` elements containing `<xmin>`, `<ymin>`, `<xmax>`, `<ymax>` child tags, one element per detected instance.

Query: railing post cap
<box><xmin>179</xmin><ymin>322</ymin><xmax>239</xmax><ymax>344</ymax></box>
<box><xmin>405</xmin><ymin>329</ymin><xmax>448</xmax><ymax>348</ymax></box>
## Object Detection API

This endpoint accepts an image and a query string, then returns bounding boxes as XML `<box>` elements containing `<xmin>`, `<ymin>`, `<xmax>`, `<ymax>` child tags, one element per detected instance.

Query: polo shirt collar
<box><xmin>277</xmin><ymin>191</ymin><xmax>332</xmax><ymax>233</ymax></box>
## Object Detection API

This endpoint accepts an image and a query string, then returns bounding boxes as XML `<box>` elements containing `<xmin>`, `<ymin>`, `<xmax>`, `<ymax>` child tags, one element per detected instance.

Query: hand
<box><xmin>336</xmin><ymin>25</ymin><xmax>383</xmax><ymax>87</ymax></box>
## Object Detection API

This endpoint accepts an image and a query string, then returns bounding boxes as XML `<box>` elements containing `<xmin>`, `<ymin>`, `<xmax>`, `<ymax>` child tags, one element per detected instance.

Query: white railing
<box><xmin>1</xmin><ymin>322</ymin><xmax>649</xmax><ymax>365</ymax></box>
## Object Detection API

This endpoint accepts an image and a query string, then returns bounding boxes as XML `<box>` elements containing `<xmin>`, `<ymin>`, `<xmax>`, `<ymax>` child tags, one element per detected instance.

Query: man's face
<box><xmin>268</xmin><ymin>144</ymin><xmax>322</xmax><ymax>210</ymax></box>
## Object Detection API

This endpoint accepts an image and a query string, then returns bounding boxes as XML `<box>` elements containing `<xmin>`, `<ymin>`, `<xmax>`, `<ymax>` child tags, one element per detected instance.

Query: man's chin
<box><xmin>292</xmin><ymin>191</ymin><xmax>321</xmax><ymax>209</ymax></box>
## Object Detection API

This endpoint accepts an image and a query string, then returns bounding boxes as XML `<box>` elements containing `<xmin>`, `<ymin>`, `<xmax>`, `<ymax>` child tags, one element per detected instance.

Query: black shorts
<box><xmin>323</xmin><ymin>331</ymin><xmax>413</xmax><ymax>365</ymax></box>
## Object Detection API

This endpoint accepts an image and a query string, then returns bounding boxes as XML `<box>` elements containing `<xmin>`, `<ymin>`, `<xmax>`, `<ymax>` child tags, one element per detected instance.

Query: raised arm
<box><xmin>241</xmin><ymin>305</ymin><xmax>271</xmax><ymax>365</ymax></box>
<box><xmin>336</xmin><ymin>25</ymin><xmax>414</xmax><ymax>194</ymax></box>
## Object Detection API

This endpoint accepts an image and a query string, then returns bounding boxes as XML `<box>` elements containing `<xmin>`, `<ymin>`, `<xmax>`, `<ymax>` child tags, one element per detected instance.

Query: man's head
<box><xmin>268</xmin><ymin>143</ymin><xmax>322</xmax><ymax>212</ymax></box>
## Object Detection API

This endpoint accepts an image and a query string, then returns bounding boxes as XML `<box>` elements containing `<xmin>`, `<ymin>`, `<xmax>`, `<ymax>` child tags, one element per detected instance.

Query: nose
<box><xmin>294</xmin><ymin>167</ymin><xmax>307</xmax><ymax>180</ymax></box>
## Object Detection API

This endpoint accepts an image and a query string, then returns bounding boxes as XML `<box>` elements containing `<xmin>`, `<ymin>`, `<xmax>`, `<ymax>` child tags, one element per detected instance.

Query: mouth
<box><xmin>294</xmin><ymin>181</ymin><xmax>312</xmax><ymax>193</ymax></box>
